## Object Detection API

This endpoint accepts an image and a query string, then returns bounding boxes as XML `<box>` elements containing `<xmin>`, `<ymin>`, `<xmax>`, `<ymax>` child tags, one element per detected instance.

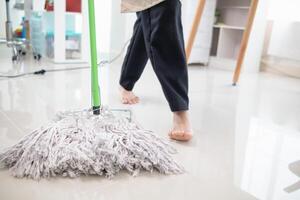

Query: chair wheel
<box><xmin>12</xmin><ymin>55</ymin><xmax>18</xmax><ymax>61</ymax></box>
<box><xmin>34</xmin><ymin>55</ymin><xmax>40</xmax><ymax>60</ymax></box>
<box><xmin>36</xmin><ymin>54</ymin><xmax>41</xmax><ymax>61</ymax></box>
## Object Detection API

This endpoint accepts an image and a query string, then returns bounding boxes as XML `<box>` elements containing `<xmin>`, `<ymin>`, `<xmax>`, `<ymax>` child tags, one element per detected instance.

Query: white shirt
<box><xmin>121</xmin><ymin>0</ymin><xmax>166</xmax><ymax>13</ymax></box>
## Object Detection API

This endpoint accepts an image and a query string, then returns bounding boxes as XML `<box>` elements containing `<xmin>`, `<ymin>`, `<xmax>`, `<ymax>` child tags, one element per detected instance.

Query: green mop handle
<box><xmin>88</xmin><ymin>0</ymin><xmax>101</xmax><ymax>115</ymax></box>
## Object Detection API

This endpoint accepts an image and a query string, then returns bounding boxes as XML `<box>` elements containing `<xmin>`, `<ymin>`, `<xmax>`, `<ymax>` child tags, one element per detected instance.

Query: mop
<box><xmin>0</xmin><ymin>0</ymin><xmax>183</xmax><ymax>179</ymax></box>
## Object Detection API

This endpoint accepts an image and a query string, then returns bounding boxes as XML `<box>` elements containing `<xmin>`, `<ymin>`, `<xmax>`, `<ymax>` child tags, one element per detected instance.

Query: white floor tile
<box><xmin>0</xmin><ymin>49</ymin><xmax>299</xmax><ymax>200</ymax></box>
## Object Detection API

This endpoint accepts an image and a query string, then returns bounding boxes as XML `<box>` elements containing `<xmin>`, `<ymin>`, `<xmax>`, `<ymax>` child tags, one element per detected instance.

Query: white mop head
<box><xmin>0</xmin><ymin>108</ymin><xmax>183</xmax><ymax>179</ymax></box>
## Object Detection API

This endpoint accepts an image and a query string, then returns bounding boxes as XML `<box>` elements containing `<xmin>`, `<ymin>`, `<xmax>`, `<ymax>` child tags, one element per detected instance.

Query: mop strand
<box><xmin>0</xmin><ymin>108</ymin><xmax>184</xmax><ymax>179</ymax></box>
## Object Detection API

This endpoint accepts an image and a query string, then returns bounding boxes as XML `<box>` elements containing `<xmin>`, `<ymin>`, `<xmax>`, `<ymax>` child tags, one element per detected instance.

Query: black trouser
<box><xmin>119</xmin><ymin>0</ymin><xmax>189</xmax><ymax>112</ymax></box>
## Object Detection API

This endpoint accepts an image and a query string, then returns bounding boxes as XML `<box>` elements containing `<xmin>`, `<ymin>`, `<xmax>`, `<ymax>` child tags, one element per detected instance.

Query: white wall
<box><xmin>109</xmin><ymin>0</ymin><xmax>135</xmax><ymax>58</ymax></box>
<box><xmin>95</xmin><ymin>1</ymin><xmax>112</xmax><ymax>54</ymax></box>
<box><xmin>0</xmin><ymin>0</ymin><xmax>5</xmax><ymax>37</ymax></box>
<box><xmin>268</xmin><ymin>22</ymin><xmax>300</xmax><ymax>62</ymax></box>
<box><xmin>266</xmin><ymin>0</ymin><xmax>300</xmax><ymax>62</ymax></box>
<box><xmin>242</xmin><ymin>0</ymin><xmax>270</xmax><ymax>73</ymax></box>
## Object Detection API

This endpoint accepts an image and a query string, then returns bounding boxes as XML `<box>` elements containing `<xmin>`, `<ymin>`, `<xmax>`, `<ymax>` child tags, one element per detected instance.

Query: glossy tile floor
<box><xmin>0</xmin><ymin>50</ymin><xmax>300</xmax><ymax>200</ymax></box>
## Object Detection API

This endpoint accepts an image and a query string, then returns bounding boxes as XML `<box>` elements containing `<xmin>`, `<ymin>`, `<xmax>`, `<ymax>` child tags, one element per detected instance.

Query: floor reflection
<box><xmin>234</xmin><ymin>75</ymin><xmax>300</xmax><ymax>200</ymax></box>
<box><xmin>285</xmin><ymin>161</ymin><xmax>300</xmax><ymax>193</ymax></box>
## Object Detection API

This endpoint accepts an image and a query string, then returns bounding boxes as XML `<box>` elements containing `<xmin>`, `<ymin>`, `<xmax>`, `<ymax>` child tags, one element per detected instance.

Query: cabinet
<box><xmin>210</xmin><ymin>0</ymin><xmax>251</xmax><ymax>70</ymax></box>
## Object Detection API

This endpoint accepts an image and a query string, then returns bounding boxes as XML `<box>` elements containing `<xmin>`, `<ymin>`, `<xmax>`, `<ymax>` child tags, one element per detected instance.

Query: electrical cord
<box><xmin>0</xmin><ymin>39</ymin><xmax>131</xmax><ymax>79</ymax></box>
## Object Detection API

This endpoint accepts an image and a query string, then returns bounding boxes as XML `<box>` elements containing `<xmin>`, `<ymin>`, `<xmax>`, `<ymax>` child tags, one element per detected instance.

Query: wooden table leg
<box><xmin>185</xmin><ymin>0</ymin><xmax>206</xmax><ymax>63</ymax></box>
<box><xmin>232</xmin><ymin>0</ymin><xmax>259</xmax><ymax>85</ymax></box>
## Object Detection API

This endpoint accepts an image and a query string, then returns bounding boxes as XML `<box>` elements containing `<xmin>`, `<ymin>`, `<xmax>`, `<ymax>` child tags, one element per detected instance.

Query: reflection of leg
<box><xmin>284</xmin><ymin>181</ymin><xmax>300</xmax><ymax>193</ymax></box>
<box><xmin>285</xmin><ymin>161</ymin><xmax>300</xmax><ymax>193</ymax></box>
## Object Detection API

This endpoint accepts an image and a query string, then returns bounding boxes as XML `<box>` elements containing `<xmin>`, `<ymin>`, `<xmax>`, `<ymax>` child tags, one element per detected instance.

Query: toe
<box><xmin>129</xmin><ymin>98</ymin><xmax>136</xmax><ymax>105</ymax></box>
<box><xmin>169</xmin><ymin>130</ymin><xmax>193</xmax><ymax>142</ymax></box>
<box><xmin>128</xmin><ymin>96</ymin><xmax>139</xmax><ymax>104</ymax></box>
<box><xmin>134</xmin><ymin>97</ymin><xmax>139</xmax><ymax>104</ymax></box>
<box><xmin>122</xmin><ymin>98</ymin><xmax>129</xmax><ymax>104</ymax></box>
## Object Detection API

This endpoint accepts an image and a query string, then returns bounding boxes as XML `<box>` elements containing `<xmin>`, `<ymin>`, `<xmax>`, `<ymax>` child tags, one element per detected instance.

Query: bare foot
<box><xmin>169</xmin><ymin>111</ymin><xmax>193</xmax><ymax>141</ymax></box>
<box><xmin>120</xmin><ymin>86</ymin><xmax>139</xmax><ymax>105</ymax></box>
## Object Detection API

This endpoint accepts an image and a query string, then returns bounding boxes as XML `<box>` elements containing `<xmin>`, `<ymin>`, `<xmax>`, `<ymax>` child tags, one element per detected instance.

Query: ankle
<box><xmin>173</xmin><ymin>111</ymin><xmax>188</xmax><ymax>117</ymax></box>
<box><xmin>120</xmin><ymin>86</ymin><xmax>131</xmax><ymax>93</ymax></box>
<box><xmin>173</xmin><ymin>111</ymin><xmax>189</xmax><ymax>122</ymax></box>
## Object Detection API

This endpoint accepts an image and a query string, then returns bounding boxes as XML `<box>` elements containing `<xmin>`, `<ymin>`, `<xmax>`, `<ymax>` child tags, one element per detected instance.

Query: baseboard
<box><xmin>261</xmin><ymin>56</ymin><xmax>300</xmax><ymax>78</ymax></box>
